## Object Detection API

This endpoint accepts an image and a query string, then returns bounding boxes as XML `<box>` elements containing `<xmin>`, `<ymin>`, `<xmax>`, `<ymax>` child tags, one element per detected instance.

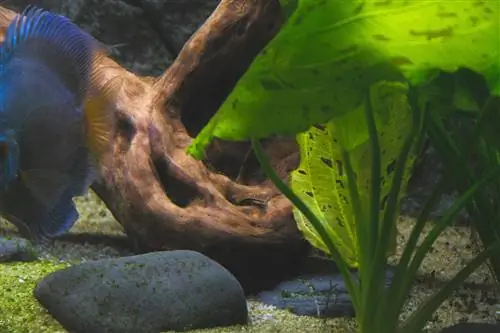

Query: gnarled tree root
<box><xmin>0</xmin><ymin>1</ymin><xmax>311</xmax><ymax>293</ymax></box>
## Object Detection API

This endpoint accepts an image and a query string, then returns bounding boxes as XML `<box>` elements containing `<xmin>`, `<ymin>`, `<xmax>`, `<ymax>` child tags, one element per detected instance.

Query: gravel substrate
<box><xmin>0</xmin><ymin>190</ymin><xmax>499</xmax><ymax>333</ymax></box>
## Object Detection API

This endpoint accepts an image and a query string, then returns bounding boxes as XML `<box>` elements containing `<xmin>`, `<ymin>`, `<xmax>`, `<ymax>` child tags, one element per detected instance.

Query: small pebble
<box><xmin>257</xmin><ymin>268</ymin><xmax>394</xmax><ymax>318</ymax></box>
<box><xmin>0</xmin><ymin>236</ymin><xmax>36</xmax><ymax>262</ymax></box>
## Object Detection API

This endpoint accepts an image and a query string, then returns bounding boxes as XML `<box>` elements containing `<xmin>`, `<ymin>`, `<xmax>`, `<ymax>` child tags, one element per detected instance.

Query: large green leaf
<box><xmin>290</xmin><ymin>81</ymin><xmax>415</xmax><ymax>266</ymax></box>
<box><xmin>188</xmin><ymin>0</ymin><xmax>499</xmax><ymax>159</ymax></box>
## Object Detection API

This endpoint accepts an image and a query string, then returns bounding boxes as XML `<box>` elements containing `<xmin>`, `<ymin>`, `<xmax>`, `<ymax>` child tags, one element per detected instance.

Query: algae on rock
<box><xmin>0</xmin><ymin>261</ymin><xmax>69</xmax><ymax>333</ymax></box>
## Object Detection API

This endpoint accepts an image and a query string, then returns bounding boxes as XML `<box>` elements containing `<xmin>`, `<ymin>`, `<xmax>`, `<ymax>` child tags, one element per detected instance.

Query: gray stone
<box><xmin>257</xmin><ymin>268</ymin><xmax>394</xmax><ymax>318</ymax></box>
<box><xmin>0</xmin><ymin>236</ymin><xmax>36</xmax><ymax>262</ymax></box>
<box><xmin>34</xmin><ymin>250</ymin><xmax>248</xmax><ymax>333</ymax></box>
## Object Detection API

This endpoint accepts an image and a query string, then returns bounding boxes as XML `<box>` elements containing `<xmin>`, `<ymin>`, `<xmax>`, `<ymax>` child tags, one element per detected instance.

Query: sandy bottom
<box><xmin>0</xmin><ymin>190</ymin><xmax>499</xmax><ymax>333</ymax></box>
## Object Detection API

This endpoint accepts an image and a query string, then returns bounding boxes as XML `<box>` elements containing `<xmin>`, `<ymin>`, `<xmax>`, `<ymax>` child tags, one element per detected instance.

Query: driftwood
<box><xmin>0</xmin><ymin>2</ymin><xmax>310</xmax><ymax>292</ymax></box>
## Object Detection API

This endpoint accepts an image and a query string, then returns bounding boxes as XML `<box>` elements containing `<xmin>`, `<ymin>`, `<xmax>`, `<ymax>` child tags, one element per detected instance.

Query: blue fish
<box><xmin>0</xmin><ymin>6</ymin><xmax>115</xmax><ymax>241</ymax></box>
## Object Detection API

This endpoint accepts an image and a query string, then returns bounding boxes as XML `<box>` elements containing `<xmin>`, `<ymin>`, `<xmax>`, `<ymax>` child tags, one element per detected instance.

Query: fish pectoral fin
<box><xmin>20</xmin><ymin>169</ymin><xmax>70</xmax><ymax>209</ymax></box>
<box><xmin>0</xmin><ymin>179</ymin><xmax>78</xmax><ymax>241</ymax></box>
<box><xmin>39</xmin><ymin>199</ymin><xmax>79</xmax><ymax>239</ymax></box>
<box><xmin>84</xmin><ymin>76</ymin><xmax>122</xmax><ymax>160</ymax></box>
<box><xmin>67</xmin><ymin>147</ymin><xmax>99</xmax><ymax>197</ymax></box>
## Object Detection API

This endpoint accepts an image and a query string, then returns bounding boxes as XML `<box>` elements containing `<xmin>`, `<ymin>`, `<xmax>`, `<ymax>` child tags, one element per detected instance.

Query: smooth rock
<box><xmin>0</xmin><ymin>236</ymin><xmax>36</xmax><ymax>262</ymax></box>
<box><xmin>34</xmin><ymin>250</ymin><xmax>248</xmax><ymax>333</ymax></box>
<box><xmin>257</xmin><ymin>268</ymin><xmax>394</xmax><ymax>318</ymax></box>
<box><xmin>440</xmin><ymin>323</ymin><xmax>500</xmax><ymax>333</ymax></box>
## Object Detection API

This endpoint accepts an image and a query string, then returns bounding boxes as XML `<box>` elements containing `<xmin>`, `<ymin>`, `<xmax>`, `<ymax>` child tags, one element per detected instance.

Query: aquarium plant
<box><xmin>424</xmin><ymin>70</ymin><xmax>500</xmax><ymax>282</ymax></box>
<box><xmin>187</xmin><ymin>0</ymin><xmax>500</xmax><ymax>332</ymax></box>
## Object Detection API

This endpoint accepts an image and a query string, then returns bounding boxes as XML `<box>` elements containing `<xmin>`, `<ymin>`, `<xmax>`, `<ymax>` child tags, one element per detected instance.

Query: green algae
<box><xmin>0</xmin><ymin>259</ymin><xmax>352</xmax><ymax>333</ymax></box>
<box><xmin>0</xmin><ymin>260</ymin><xmax>69</xmax><ymax>333</ymax></box>
<box><xmin>0</xmin><ymin>218</ymin><xmax>497</xmax><ymax>333</ymax></box>
<box><xmin>0</xmin><ymin>251</ymin><xmax>353</xmax><ymax>333</ymax></box>
<box><xmin>0</xmin><ymin>191</ymin><xmax>497</xmax><ymax>333</ymax></box>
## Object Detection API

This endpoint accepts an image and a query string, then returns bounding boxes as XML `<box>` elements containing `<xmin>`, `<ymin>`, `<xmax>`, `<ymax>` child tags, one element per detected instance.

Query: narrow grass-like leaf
<box><xmin>360</xmin><ymin>86</ymin><xmax>382</xmax><ymax>331</ymax></box>
<box><xmin>341</xmin><ymin>148</ymin><xmax>365</xmax><ymax>318</ymax></box>
<box><xmin>403</xmin><ymin>166</ymin><xmax>500</xmax><ymax>297</ymax></box>
<box><xmin>428</xmin><ymin>114</ymin><xmax>461</xmax><ymax>157</ymax></box>
<box><xmin>383</xmin><ymin>89</ymin><xmax>430</xmax><ymax>324</ymax></box>
<box><xmin>398</xmin><ymin>241</ymin><xmax>500</xmax><ymax>333</ymax></box>
<box><xmin>387</xmin><ymin>178</ymin><xmax>448</xmax><ymax>325</ymax></box>
<box><xmin>365</xmin><ymin>88</ymin><xmax>382</xmax><ymax>259</ymax></box>
<box><xmin>290</xmin><ymin>82</ymin><xmax>413</xmax><ymax>268</ymax></box>
<box><xmin>251</xmin><ymin>139</ymin><xmax>360</xmax><ymax>309</ymax></box>
<box><xmin>372</xmin><ymin>117</ymin><xmax>418</xmax><ymax>327</ymax></box>
<box><xmin>429</xmin><ymin>101</ymin><xmax>500</xmax><ymax>281</ymax></box>
<box><xmin>360</xmin><ymin>85</ymin><xmax>420</xmax><ymax>331</ymax></box>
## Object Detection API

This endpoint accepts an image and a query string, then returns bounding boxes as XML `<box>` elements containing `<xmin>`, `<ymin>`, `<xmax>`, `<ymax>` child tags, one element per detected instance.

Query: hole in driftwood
<box><xmin>115</xmin><ymin>111</ymin><xmax>136</xmax><ymax>149</ymax></box>
<box><xmin>151</xmin><ymin>156</ymin><xmax>200</xmax><ymax>208</ymax></box>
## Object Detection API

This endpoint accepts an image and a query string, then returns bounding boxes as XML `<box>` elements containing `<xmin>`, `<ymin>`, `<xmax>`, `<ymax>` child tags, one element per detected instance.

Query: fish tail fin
<box><xmin>1</xmin><ymin>5</ymin><xmax>104</xmax><ymax>100</ymax></box>
<box><xmin>84</xmin><ymin>75</ymin><xmax>123</xmax><ymax>161</ymax></box>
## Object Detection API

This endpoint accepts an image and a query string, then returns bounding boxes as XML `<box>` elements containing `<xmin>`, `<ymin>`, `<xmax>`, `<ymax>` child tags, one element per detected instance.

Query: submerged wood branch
<box><xmin>0</xmin><ymin>1</ymin><xmax>308</xmax><ymax>292</ymax></box>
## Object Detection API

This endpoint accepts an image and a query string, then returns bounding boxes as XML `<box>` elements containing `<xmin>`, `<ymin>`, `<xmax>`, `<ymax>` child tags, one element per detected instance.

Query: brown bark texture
<box><xmin>0</xmin><ymin>1</ymin><xmax>310</xmax><ymax>292</ymax></box>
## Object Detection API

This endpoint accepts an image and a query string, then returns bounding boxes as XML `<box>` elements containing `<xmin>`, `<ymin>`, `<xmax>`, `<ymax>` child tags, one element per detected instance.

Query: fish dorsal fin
<box><xmin>20</xmin><ymin>168</ymin><xmax>70</xmax><ymax>210</ymax></box>
<box><xmin>0</xmin><ymin>6</ymin><xmax>104</xmax><ymax>101</ymax></box>
<box><xmin>84</xmin><ymin>75</ymin><xmax>122</xmax><ymax>161</ymax></box>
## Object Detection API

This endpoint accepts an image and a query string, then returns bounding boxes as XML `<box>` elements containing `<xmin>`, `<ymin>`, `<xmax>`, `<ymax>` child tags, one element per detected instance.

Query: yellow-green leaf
<box><xmin>188</xmin><ymin>0</ymin><xmax>499</xmax><ymax>159</ymax></box>
<box><xmin>290</xmin><ymin>81</ymin><xmax>415</xmax><ymax>266</ymax></box>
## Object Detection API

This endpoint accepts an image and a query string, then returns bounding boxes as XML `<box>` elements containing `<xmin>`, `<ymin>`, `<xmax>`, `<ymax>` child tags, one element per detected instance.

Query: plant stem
<box><xmin>251</xmin><ymin>138</ymin><xmax>360</xmax><ymax>310</ymax></box>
